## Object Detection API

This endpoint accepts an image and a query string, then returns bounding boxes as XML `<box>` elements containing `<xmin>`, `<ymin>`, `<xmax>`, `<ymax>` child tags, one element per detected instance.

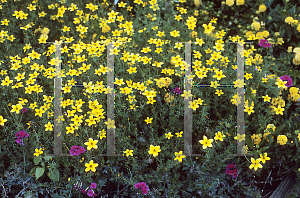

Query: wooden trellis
<box><xmin>47</xmin><ymin>41</ymin><xmax>254</xmax><ymax>158</ymax></box>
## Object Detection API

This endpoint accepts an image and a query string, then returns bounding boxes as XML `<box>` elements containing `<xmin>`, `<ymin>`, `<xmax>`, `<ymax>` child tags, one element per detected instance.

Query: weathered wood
<box><xmin>295</xmin><ymin>97</ymin><xmax>300</xmax><ymax>106</ymax></box>
<box><xmin>269</xmin><ymin>172</ymin><xmax>297</xmax><ymax>198</ymax></box>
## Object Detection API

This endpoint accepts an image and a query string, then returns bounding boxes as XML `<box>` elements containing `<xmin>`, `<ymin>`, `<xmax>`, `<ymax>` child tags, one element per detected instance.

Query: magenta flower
<box><xmin>16</xmin><ymin>138</ymin><xmax>23</xmax><ymax>145</ymax></box>
<box><xmin>259</xmin><ymin>39</ymin><xmax>271</xmax><ymax>48</ymax></box>
<box><xmin>135</xmin><ymin>182</ymin><xmax>149</xmax><ymax>195</ymax></box>
<box><xmin>87</xmin><ymin>190</ymin><xmax>97</xmax><ymax>197</ymax></box>
<box><xmin>172</xmin><ymin>87</ymin><xmax>182</xmax><ymax>94</ymax></box>
<box><xmin>22</xmin><ymin>108</ymin><xmax>27</xmax><ymax>113</ymax></box>
<box><xmin>279</xmin><ymin>75</ymin><xmax>293</xmax><ymax>88</ymax></box>
<box><xmin>15</xmin><ymin>130</ymin><xmax>29</xmax><ymax>138</ymax></box>
<box><xmin>15</xmin><ymin>130</ymin><xmax>29</xmax><ymax>145</ymax></box>
<box><xmin>90</xmin><ymin>183</ymin><xmax>97</xmax><ymax>189</ymax></box>
<box><xmin>225</xmin><ymin>163</ymin><xmax>238</xmax><ymax>178</ymax></box>
<box><xmin>70</xmin><ymin>145</ymin><xmax>86</xmax><ymax>156</ymax></box>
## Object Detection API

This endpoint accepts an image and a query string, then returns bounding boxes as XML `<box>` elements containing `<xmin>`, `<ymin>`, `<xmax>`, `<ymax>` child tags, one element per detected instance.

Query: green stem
<box><xmin>244</xmin><ymin>154</ymin><xmax>251</xmax><ymax>163</ymax></box>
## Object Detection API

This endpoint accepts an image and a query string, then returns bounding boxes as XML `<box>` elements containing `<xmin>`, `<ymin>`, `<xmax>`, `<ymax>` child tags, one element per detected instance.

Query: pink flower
<box><xmin>279</xmin><ymin>75</ymin><xmax>293</xmax><ymax>88</ymax></box>
<box><xmin>87</xmin><ymin>190</ymin><xmax>95</xmax><ymax>197</ymax></box>
<box><xmin>135</xmin><ymin>182</ymin><xmax>149</xmax><ymax>195</ymax></box>
<box><xmin>87</xmin><ymin>189</ymin><xmax>97</xmax><ymax>197</ymax></box>
<box><xmin>15</xmin><ymin>130</ymin><xmax>29</xmax><ymax>145</ymax></box>
<box><xmin>70</xmin><ymin>145</ymin><xmax>86</xmax><ymax>156</ymax></box>
<box><xmin>259</xmin><ymin>39</ymin><xmax>272</xmax><ymax>48</ymax></box>
<box><xmin>16</xmin><ymin>138</ymin><xmax>23</xmax><ymax>145</ymax></box>
<box><xmin>22</xmin><ymin>108</ymin><xmax>27</xmax><ymax>113</ymax></box>
<box><xmin>15</xmin><ymin>130</ymin><xmax>29</xmax><ymax>138</ymax></box>
<box><xmin>90</xmin><ymin>183</ymin><xmax>97</xmax><ymax>189</ymax></box>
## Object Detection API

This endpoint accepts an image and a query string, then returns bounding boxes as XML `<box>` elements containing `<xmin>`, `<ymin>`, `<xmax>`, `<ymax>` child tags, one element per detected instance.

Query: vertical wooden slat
<box><xmin>184</xmin><ymin>42</ymin><xmax>193</xmax><ymax>157</ymax></box>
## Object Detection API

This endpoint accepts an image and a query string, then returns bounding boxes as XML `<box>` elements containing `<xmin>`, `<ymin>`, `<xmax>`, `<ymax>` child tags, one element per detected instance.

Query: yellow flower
<box><xmin>234</xmin><ymin>133</ymin><xmax>245</xmax><ymax>142</ymax></box>
<box><xmin>148</xmin><ymin>145</ymin><xmax>161</xmax><ymax>157</ymax></box>
<box><xmin>244</xmin><ymin>106</ymin><xmax>254</xmax><ymax>115</ymax></box>
<box><xmin>194</xmin><ymin>0</ymin><xmax>201</xmax><ymax>7</ymax></box>
<box><xmin>274</xmin><ymin>105</ymin><xmax>284</xmax><ymax>115</ymax></box>
<box><xmin>263</xmin><ymin>130</ymin><xmax>274</xmax><ymax>142</ymax></box>
<box><xmin>85</xmin><ymin>160</ymin><xmax>98</xmax><ymax>172</ymax></box>
<box><xmin>170</xmin><ymin>30</ymin><xmax>180</xmax><ymax>37</ymax></box>
<box><xmin>242</xmin><ymin>145</ymin><xmax>248</xmax><ymax>154</ymax></box>
<box><xmin>0</xmin><ymin>115</ymin><xmax>8</xmax><ymax>126</ymax></box>
<box><xmin>215</xmin><ymin>89</ymin><xmax>224</xmax><ymax>96</ymax></box>
<box><xmin>259</xmin><ymin>153</ymin><xmax>271</xmax><ymax>164</ymax></box>
<box><xmin>102</xmin><ymin>24</ymin><xmax>111</xmax><ymax>33</ymax></box>
<box><xmin>181</xmin><ymin>90</ymin><xmax>192</xmax><ymax>99</ymax></box>
<box><xmin>84</xmin><ymin>138</ymin><xmax>98</xmax><ymax>150</ymax></box>
<box><xmin>196</xmin><ymin>98</ymin><xmax>204</xmax><ymax>105</ymax></box>
<box><xmin>188</xmin><ymin>101</ymin><xmax>199</xmax><ymax>111</ymax></box>
<box><xmin>105</xmin><ymin>118</ymin><xmax>115</xmax><ymax>129</ymax></box>
<box><xmin>144</xmin><ymin>117</ymin><xmax>153</xmax><ymax>124</ymax></box>
<box><xmin>34</xmin><ymin>148</ymin><xmax>43</xmax><ymax>157</ymax></box>
<box><xmin>10</xmin><ymin>104</ymin><xmax>23</xmax><ymax>114</ymax></box>
<box><xmin>213</xmin><ymin>70</ymin><xmax>226</xmax><ymax>80</ymax></box>
<box><xmin>262</xmin><ymin>95</ymin><xmax>271</xmax><ymax>102</ymax></box>
<box><xmin>236</xmin><ymin>0</ymin><xmax>244</xmax><ymax>6</ymax></box>
<box><xmin>277</xmin><ymin>135</ymin><xmax>288</xmax><ymax>145</ymax></box>
<box><xmin>258</xmin><ymin>4</ymin><xmax>266</xmax><ymax>12</ymax></box>
<box><xmin>1</xmin><ymin>76</ymin><xmax>13</xmax><ymax>86</ymax></box>
<box><xmin>165</xmin><ymin>132</ymin><xmax>173</xmax><ymax>139</ymax></box>
<box><xmin>44</xmin><ymin>122</ymin><xmax>53</xmax><ymax>131</ymax></box>
<box><xmin>251</xmin><ymin>21</ymin><xmax>261</xmax><ymax>31</ymax></box>
<box><xmin>174</xmin><ymin>151</ymin><xmax>186</xmax><ymax>162</ymax></box>
<box><xmin>214</xmin><ymin>131</ymin><xmax>225</xmax><ymax>141</ymax></box>
<box><xmin>267</xmin><ymin>124</ymin><xmax>276</xmax><ymax>132</ymax></box>
<box><xmin>226</xmin><ymin>0</ymin><xmax>234</xmax><ymax>6</ymax></box>
<box><xmin>199</xmin><ymin>135</ymin><xmax>213</xmax><ymax>149</ymax></box>
<box><xmin>275</xmin><ymin>79</ymin><xmax>287</xmax><ymax>89</ymax></box>
<box><xmin>251</xmin><ymin>134</ymin><xmax>261</xmax><ymax>145</ymax></box>
<box><xmin>233</xmin><ymin>79</ymin><xmax>245</xmax><ymax>88</ymax></box>
<box><xmin>175</xmin><ymin>131</ymin><xmax>183</xmax><ymax>137</ymax></box>
<box><xmin>249</xmin><ymin>157</ymin><xmax>263</xmax><ymax>171</ymax></box>
<box><xmin>285</xmin><ymin>17</ymin><xmax>294</xmax><ymax>25</ymax></box>
<box><xmin>123</xmin><ymin>149</ymin><xmax>133</xmax><ymax>157</ymax></box>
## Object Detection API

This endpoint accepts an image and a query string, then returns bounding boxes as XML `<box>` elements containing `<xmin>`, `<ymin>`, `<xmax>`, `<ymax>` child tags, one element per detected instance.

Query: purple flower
<box><xmin>70</xmin><ymin>145</ymin><xmax>86</xmax><ymax>156</ymax></box>
<box><xmin>263</xmin><ymin>42</ymin><xmax>272</xmax><ymax>48</ymax></box>
<box><xmin>135</xmin><ymin>182</ymin><xmax>149</xmax><ymax>195</ymax></box>
<box><xmin>87</xmin><ymin>189</ymin><xmax>97</xmax><ymax>197</ymax></box>
<box><xmin>172</xmin><ymin>87</ymin><xmax>182</xmax><ymax>94</ymax></box>
<box><xmin>90</xmin><ymin>183</ymin><xmax>97</xmax><ymax>189</ymax></box>
<box><xmin>16</xmin><ymin>138</ymin><xmax>23</xmax><ymax>145</ymax></box>
<box><xmin>259</xmin><ymin>39</ymin><xmax>272</xmax><ymax>48</ymax></box>
<box><xmin>280</xmin><ymin>75</ymin><xmax>293</xmax><ymax>88</ymax></box>
<box><xmin>15</xmin><ymin>130</ymin><xmax>29</xmax><ymax>145</ymax></box>
<box><xmin>22</xmin><ymin>108</ymin><xmax>27</xmax><ymax>113</ymax></box>
<box><xmin>225</xmin><ymin>163</ymin><xmax>238</xmax><ymax>178</ymax></box>
<box><xmin>15</xmin><ymin>130</ymin><xmax>29</xmax><ymax>138</ymax></box>
<box><xmin>87</xmin><ymin>190</ymin><xmax>95</xmax><ymax>197</ymax></box>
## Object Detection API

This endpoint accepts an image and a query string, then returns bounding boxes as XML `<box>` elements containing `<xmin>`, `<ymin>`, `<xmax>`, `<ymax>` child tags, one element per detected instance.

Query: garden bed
<box><xmin>1</xmin><ymin>0</ymin><xmax>300</xmax><ymax>197</ymax></box>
